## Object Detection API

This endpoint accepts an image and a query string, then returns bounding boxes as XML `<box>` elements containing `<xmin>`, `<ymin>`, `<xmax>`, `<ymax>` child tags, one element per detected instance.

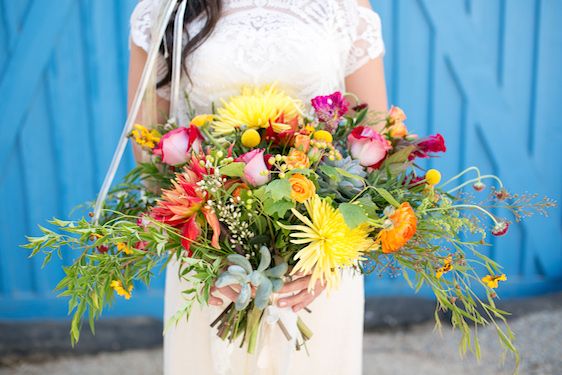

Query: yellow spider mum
<box><xmin>212</xmin><ymin>85</ymin><xmax>303</xmax><ymax>136</ymax></box>
<box><xmin>279</xmin><ymin>195</ymin><xmax>374</xmax><ymax>291</ymax></box>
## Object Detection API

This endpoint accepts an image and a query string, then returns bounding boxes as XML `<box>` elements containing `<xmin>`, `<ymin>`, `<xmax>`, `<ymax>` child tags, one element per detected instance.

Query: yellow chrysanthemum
<box><xmin>212</xmin><ymin>85</ymin><xmax>303</xmax><ymax>135</ymax></box>
<box><xmin>111</xmin><ymin>280</ymin><xmax>133</xmax><ymax>300</ymax></box>
<box><xmin>279</xmin><ymin>195</ymin><xmax>374</xmax><ymax>291</ymax></box>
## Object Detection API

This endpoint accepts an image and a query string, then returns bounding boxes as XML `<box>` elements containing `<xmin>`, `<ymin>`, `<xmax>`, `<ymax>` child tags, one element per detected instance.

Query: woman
<box><xmin>128</xmin><ymin>0</ymin><xmax>388</xmax><ymax>374</ymax></box>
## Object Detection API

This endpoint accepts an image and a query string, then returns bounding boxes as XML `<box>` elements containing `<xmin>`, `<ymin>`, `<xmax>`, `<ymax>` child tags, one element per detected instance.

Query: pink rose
<box><xmin>236</xmin><ymin>149</ymin><xmax>271</xmax><ymax>187</ymax></box>
<box><xmin>153</xmin><ymin>126</ymin><xmax>202</xmax><ymax>165</ymax></box>
<box><xmin>347</xmin><ymin>126</ymin><xmax>391</xmax><ymax>168</ymax></box>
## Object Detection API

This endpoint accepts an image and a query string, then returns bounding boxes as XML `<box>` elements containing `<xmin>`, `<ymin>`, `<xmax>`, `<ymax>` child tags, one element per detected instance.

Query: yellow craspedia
<box><xmin>190</xmin><ymin>114</ymin><xmax>214</xmax><ymax>127</ymax></box>
<box><xmin>425</xmin><ymin>169</ymin><xmax>441</xmax><ymax>185</ymax></box>
<box><xmin>313</xmin><ymin>130</ymin><xmax>333</xmax><ymax>143</ymax></box>
<box><xmin>241</xmin><ymin>129</ymin><xmax>261</xmax><ymax>148</ymax></box>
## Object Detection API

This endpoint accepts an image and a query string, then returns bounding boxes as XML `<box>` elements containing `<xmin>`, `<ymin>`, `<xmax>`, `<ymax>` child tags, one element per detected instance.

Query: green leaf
<box><xmin>265</xmin><ymin>179</ymin><xmax>292</xmax><ymax>201</ymax></box>
<box><xmin>335</xmin><ymin>167</ymin><xmax>365</xmax><ymax>183</ymax></box>
<box><xmin>356</xmin><ymin>196</ymin><xmax>379</xmax><ymax>218</ymax></box>
<box><xmin>374</xmin><ymin>187</ymin><xmax>400</xmax><ymax>208</ymax></box>
<box><xmin>354</xmin><ymin>107</ymin><xmax>368</xmax><ymax>125</ymax></box>
<box><xmin>339</xmin><ymin>203</ymin><xmax>369</xmax><ymax>229</ymax></box>
<box><xmin>319</xmin><ymin>165</ymin><xmax>340</xmax><ymax>182</ymax></box>
<box><xmin>264</xmin><ymin>199</ymin><xmax>294</xmax><ymax>218</ymax></box>
<box><xmin>219</xmin><ymin>162</ymin><xmax>245</xmax><ymax>177</ymax></box>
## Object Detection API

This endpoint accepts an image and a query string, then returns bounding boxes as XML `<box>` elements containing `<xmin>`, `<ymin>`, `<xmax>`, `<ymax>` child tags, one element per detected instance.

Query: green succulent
<box><xmin>318</xmin><ymin>156</ymin><xmax>367</xmax><ymax>202</ymax></box>
<box><xmin>215</xmin><ymin>246</ymin><xmax>287</xmax><ymax>311</ymax></box>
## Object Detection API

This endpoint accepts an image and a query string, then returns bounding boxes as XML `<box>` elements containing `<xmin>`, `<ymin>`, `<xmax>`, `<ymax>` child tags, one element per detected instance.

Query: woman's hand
<box><xmin>277</xmin><ymin>275</ymin><xmax>326</xmax><ymax>312</ymax></box>
<box><xmin>209</xmin><ymin>285</ymin><xmax>241</xmax><ymax>306</ymax></box>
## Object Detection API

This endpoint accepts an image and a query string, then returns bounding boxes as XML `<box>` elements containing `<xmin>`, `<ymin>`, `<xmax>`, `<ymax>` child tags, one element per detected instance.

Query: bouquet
<box><xmin>24</xmin><ymin>84</ymin><xmax>555</xmax><ymax>364</ymax></box>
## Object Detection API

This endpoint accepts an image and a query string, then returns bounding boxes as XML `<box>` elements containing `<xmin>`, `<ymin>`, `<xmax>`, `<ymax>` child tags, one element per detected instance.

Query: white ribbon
<box><xmin>256</xmin><ymin>305</ymin><xmax>299</xmax><ymax>375</ymax></box>
<box><xmin>92</xmin><ymin>0</ymin><xmax>182</xmax><ymax>223</ymax></box>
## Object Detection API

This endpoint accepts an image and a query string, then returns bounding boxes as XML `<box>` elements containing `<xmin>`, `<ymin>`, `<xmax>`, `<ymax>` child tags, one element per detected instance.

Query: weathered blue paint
<box><xmin>0</xmin><ymin>0</ymin><xmax>560</xmax><ymax>320</ymax></box>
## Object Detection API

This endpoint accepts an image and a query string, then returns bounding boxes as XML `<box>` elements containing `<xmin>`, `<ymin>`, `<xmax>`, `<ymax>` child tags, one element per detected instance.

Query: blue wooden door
<box><xmin>365</xmin><ymin>0</ymin><xmax>562</xmax><ymax>298</ymax></box>
<box><xmin>0</xmin><ymin>0</ymin><xmax>560</xmax><ymax>320</ymax></box>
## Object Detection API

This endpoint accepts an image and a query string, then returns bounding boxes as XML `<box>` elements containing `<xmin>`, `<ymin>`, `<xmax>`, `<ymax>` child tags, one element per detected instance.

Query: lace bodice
<box><xmin>130</xmin><ymin>0</ymin><xmax>385</xmax><ymax>117</ymax></box>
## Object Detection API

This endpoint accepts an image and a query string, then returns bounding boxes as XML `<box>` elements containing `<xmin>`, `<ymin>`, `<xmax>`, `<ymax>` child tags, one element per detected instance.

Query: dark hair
<box><xmin>158</xmin><ymin>0</ymin><xmax>222</xmax><ymax>87</ymax></box>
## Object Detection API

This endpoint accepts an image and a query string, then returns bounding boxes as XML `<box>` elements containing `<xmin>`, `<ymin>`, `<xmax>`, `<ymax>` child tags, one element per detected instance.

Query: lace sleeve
<box><xmin>345</xmin><ymin>4</ymin><xmax>385</xmax><ymax>76</ymax></box>
<box><xmin>130</xmin><ymin>0</ymin><xmax>171</xmax><ymax>100</ymax></box>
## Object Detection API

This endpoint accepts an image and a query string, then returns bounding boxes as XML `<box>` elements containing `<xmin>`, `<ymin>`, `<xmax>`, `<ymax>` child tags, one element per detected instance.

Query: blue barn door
<box><xmin>0</xmin><ymin>0</ymin><xmax>165</xmax><ymax>319</ymax></box>
<box><xmin>366</xmin><ymin>0</ymin><xmax>562</xmax><ymax>297</ymax></box>
<box><xmin>0</xmin><ymin>0</ymin><xmax>561</xmax><ymax>320</ymax></box>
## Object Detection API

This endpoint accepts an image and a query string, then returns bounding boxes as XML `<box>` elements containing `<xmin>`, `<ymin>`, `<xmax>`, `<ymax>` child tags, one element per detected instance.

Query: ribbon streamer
<box><xmin>92</xmin><ymin>0</ymin><xmax>181</xmax><ymax>223</ymax></box>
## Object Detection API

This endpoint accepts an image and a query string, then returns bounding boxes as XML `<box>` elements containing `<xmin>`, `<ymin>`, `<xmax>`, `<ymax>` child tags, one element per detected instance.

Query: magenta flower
<box><xmin>311</xmin><ymin>92</ymin><xmax>349</xmax><ymax>132</ymax></box>
<box><xmin>347</xmin><ymin>126</ymin><xmax>391</xmax><ymax>168</ymax></box>
<box><xmin>410</xmin><ymin>134</ymin><xmax>447</xmax><ymax>159</ymax></box>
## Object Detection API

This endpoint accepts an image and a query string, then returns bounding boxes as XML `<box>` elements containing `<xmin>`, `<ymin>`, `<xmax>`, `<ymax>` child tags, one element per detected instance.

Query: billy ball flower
<box><xmin>425</xmin><ymin>169</ymin><xmax>442</xmax><ymax>186</ymax></box>
<box><xmin>241</xmin><ymin>129</ymin><xmax>261</xmax><ymax>148</ymax></box>
<box><xmin>190</xmin><ymin>114</ymin><xmax>214</xmax><ymax>127</ymax></box>
<box><xmin>313</xmin><ymin>130</ymin><xmax>333</xmax><ymax>143</ymax></box>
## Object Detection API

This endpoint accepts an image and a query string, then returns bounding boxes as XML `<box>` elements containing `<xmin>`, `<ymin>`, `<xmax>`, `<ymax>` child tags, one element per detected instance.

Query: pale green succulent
<box><xmin>215</xmin><ymin>246</ymin><xmax>287</xmax><ymax>310</ymax></box>
<box><xmin>318</xmin><ymin>156</ymin><xmax>367</xmax><ymax>202</ymax></box>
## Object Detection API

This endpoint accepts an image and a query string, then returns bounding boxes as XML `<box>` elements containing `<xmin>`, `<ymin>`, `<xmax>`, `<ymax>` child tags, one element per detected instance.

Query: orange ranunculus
<box><xmin>285</xmin><ymin>148</ymin><xmax>310</xmax><ymax>170</ymax></box>
<box><xmin>376</xmin><ymin>202</ymin><xmax>417</xmax><ymax>253</ymax></box>
<box><xmin>293</xmin><ymin>133</ymin><xmax>311</xmax><ymax>152</ymax></box>
<box><xmin>289</xmin><ymin>174</ymin><xmax>316</xmax><ymax>203</ymax></box>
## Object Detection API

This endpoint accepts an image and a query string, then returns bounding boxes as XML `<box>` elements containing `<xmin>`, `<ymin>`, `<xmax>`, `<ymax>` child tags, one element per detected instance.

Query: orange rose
<box><xmin>285</xmin><ymin>148</ymin><xmax>310</xmax><ymax>170</ymax></box>
<box><xmin>289</xmin><ymin>174</ymin><xmax>316</xmax><ymax>203</ymax></box>
<box><xmin>293</xmin><ymin>134</ymin><xmax>311</xmax><ymax>152</ymax></box>
<box><xmin>389</xmin><ymin>123</ymin><xmax>408</xmax><ymax>138</ymax></box>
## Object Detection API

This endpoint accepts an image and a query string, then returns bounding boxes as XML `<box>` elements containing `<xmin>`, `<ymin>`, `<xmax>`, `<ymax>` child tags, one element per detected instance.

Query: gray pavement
<box><xmin>1</xmin><ymin>307</ymin><xmax>561</xmax><ymax>375</ymax></box>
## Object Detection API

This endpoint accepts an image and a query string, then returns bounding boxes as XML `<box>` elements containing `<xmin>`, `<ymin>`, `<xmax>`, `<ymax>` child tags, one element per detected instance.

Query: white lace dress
<box><xmin>130</xmin><ymin>1</ymin><xmax>385</xmax><ymax>374</ymax></box>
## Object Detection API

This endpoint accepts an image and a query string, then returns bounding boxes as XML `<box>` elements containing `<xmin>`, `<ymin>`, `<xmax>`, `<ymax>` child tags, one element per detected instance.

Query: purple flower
<box><xmin>311</xmin><ymin>92</ymin><xmax>350</xmax><ymax>133</ymax></box>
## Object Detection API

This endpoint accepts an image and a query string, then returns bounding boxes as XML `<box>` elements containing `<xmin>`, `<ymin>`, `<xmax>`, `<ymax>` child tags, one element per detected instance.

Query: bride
<box><xmin>128</xmin><ymin>0</ymin><xmax>387</xmax><ymax>374</ymax></box>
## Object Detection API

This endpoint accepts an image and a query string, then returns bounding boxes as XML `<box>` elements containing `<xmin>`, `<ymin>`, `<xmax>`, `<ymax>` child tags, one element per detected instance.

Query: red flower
<box><xmin>150</xmin><ymin>155</ymin><xmax>220</xmax><ymax>254</ymax></box>
<box><xmin>492</xmin><ymin>221</ymin><xmax>510</xmax><ymax>236</ymax></box>
<box><xmin>410</xmin><ymin>134</ymin><xmax>447</xmax><ymax>159</ymax></box>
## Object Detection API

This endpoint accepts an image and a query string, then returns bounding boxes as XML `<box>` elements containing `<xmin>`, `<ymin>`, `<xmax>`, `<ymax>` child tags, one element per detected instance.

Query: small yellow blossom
<box><xmin>131</xmin><ymin>124</ymin><xmax>161</xmax><ymax>149</ymax></box>
<box><xmin>111</xmin><ymin>280</ymin><xmax>133</xmax><ymax>300</ymax></box>
<box><xmin>190</xmin><ymin>114</ymin><xmax>214</xmax><ymax>127</ymax></box>
<box><xmin>117</xmin><ymin>242</ymin><xmax>134</xmax><ymax>255</ymax></box>
<box><xmin>313</xmin><ymin>130</ymin><xmax>333</xmax><ymax>143</ymax></box>
<box><xmin>425</xmin><ymin>169</ymin><xmax>442</xmax><ymax>186</ymax></box>
<box><xmin>436</xmin><ymin>255</ymin><xmax>453</xmax><ymax>279</ymax></box>
<box><xmin>481</xmin><ymin>274</ymin><xmax>507</xmax><ymax>289</ymax></box>
<box><xmin>241</xmin><ymin>129</ymin><xmax>261</xmax><ymax>148</ymax></box>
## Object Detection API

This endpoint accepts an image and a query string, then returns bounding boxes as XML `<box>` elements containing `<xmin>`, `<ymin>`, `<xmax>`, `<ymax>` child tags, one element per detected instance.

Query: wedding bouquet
<box><xmin>24</xmin><ymin>85</ymin><xmax>554</xmax><ymax>363</ymax></box>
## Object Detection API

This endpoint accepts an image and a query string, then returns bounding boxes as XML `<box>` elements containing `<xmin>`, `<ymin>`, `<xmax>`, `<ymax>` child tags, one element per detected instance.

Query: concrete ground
<box><xmin>1</xmin><ymin>307</ymin><xmax>561</xmax><ymax>375</ymax></box>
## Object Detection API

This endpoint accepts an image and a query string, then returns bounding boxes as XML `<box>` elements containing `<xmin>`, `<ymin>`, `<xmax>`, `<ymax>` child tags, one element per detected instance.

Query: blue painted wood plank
<box><xmin>0</xmin><ymin>0</ymin><xmax>74</xmax><ymax>174</ymax></box>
